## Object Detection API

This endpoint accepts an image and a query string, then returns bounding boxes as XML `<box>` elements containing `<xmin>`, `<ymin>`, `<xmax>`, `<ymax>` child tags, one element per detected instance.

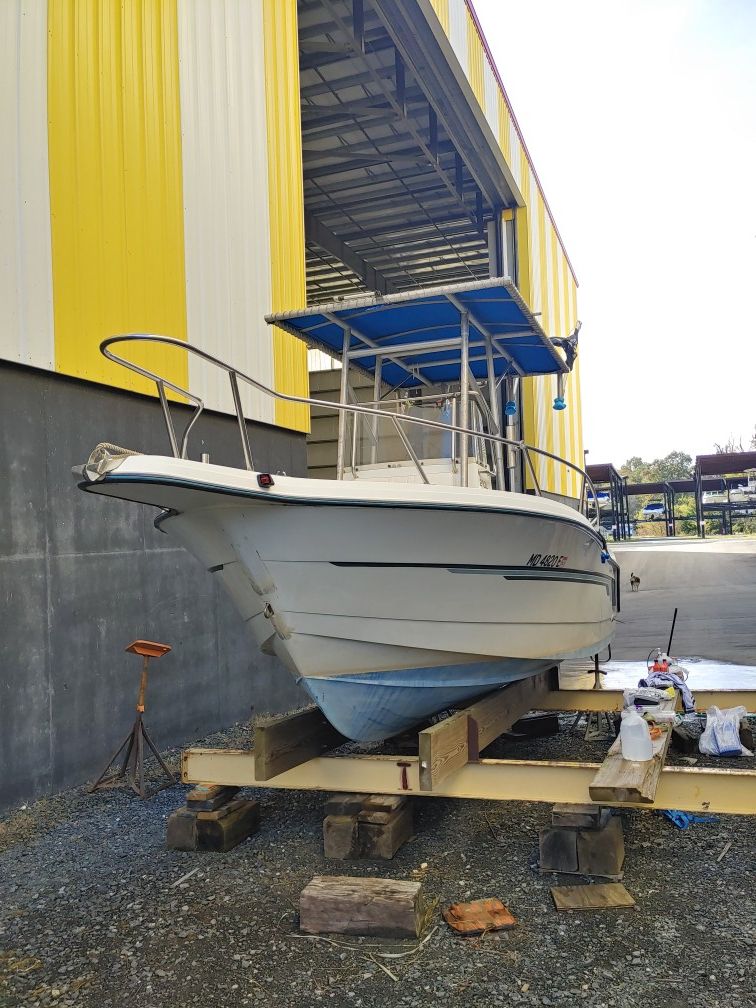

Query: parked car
<box><xmin>641</xmin><ymin>500</ymin><xmax>665</xmax><ymax>519</ymax></box>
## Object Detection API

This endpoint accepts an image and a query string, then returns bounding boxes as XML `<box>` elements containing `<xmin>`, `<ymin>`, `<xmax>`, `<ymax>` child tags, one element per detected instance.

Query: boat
<box><xmin>76</xmin><ymin>278</ymin><xmax>618</xmax><ymax>741</ymax></box>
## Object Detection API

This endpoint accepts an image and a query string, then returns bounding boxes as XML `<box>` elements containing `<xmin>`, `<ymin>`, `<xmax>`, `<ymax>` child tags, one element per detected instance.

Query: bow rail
<box><xmin>99</xmin><ymin>334</ymin><xmax>601</xmax><ymax>527</ymax></box>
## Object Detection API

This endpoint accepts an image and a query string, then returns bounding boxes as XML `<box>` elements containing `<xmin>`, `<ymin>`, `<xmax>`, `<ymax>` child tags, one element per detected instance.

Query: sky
<box><xmin>474</xmin><ymin>0</ymin><xmax>756</xmax><ymax>466</ymax></box>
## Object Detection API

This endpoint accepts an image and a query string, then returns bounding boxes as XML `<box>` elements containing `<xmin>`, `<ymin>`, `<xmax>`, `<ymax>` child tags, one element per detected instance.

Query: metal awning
<box><xmin>266</xmin><ymin>277</ymin><xmax>566</xmax><ymax>386</ymax></box>
<box><xmin>298</xmin><ymin>0</ymin><xmax>519</xmax><ymax>303</ymax></box>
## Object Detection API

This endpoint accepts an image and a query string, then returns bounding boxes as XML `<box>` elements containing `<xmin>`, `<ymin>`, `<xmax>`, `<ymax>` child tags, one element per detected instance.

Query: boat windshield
<box><xmin>341</xmin><ymin>389</ymin><xmax>494</xmax><ymax>489</ymax></box>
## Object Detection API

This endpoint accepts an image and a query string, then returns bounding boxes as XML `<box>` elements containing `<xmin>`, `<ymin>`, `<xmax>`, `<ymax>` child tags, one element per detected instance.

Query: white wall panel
<box><xmin>178</xmin><ymin>0</ymin><xmax>275</xmax><ymax>424</ymax></box>
<box><xmin>483</xmin><ymin>60</ymin><xmax>498</xmax><ymax>137</ymax></box>
<box><xmin>509</xmin><ymin>121</ymin><xmax>522</xmax><ymax>191</ymax></box>
<box><xmin>0</xmin><ymin>2</ymin><xmax>54</xmax><ymax>370</ymax></box>
<box><xmin>447</xmin><ymin>0</ymin><xmax>468</xmax><ymax>73</ymax></box>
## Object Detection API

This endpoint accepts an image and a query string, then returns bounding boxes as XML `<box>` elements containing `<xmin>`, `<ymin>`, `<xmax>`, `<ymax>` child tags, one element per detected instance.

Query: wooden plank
<box><xmin>418</xmin><ymin>709</ymin><xmax>469</xmax><ymax>792</ymax></box>
<box><xmin>469</xmin><ymin>669</ymin><xmax>553</xmax><ymax>753</ymax></box>
<box><xmin>589</xmin><ymin>702</ymin><xmax>675</xmax><ymax>804</ymax></box>
<box><xmin>254</xmin><ymin>706</ymin><xmax>347</xmax><ymax>781</ymax></box>
<box><xmin>551</xmin><ymin>882</ymin><xmax>635</xmax><ymax>911</ymax></box>
<box><xmin>540</xmin><ymin>689</ymin><xmax>756</xmax><ymax>714</ymax></box>
<box><xmin>300</xmin><ymin>876</ymin><xmax>422</xmax><ymax>937</ymax></box>
<box><xmin>185</xmin><ymin>784</ymin><xmax>240</xmax><ymax>811</ymax></box>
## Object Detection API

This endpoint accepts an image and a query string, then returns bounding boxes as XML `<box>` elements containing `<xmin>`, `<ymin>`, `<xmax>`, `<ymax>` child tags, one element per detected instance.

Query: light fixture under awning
<box><xmin>265</xmin><ymin>277</ymin><xmax>567</xmax><ymax>388</ymax></box>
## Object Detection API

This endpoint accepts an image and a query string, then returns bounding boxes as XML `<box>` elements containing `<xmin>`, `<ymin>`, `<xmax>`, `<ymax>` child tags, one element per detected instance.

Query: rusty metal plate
<box><xmin>442</xmin><ymin>898</ymin><xmax>517</xmax><ymax>935</ymax></box>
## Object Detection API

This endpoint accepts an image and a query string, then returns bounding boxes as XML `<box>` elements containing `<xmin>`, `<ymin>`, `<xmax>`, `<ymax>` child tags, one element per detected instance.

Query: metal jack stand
<box><xmin>569</xmin><ymin>654</ymin><xmax>616</xmax><ymax>742</ymax></box>
<box><xmin>90</xmin><ymin>640</ymin><xmax>176</xmax><ymax>799</ymax></box>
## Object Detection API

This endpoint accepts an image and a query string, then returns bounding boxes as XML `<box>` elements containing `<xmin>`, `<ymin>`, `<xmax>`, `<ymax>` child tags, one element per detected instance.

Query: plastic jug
<box><xmin>620</xmin><ymin>708</ymin><xmax>653</xmax><ymax>761</ymax></box>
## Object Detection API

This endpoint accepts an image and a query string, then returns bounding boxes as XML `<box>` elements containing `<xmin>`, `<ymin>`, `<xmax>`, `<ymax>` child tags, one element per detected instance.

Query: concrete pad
<box><xmin>612</xmin><ymin>539</ymin><xmax>756</xmax><ymax>665</ymax></box>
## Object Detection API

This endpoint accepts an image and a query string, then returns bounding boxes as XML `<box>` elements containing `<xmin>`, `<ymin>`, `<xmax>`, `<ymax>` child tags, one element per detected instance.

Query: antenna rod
<box><xmin>667</xmin><ymin>607</ymin><xmax>678</xmax><ymax>656</ymax></box>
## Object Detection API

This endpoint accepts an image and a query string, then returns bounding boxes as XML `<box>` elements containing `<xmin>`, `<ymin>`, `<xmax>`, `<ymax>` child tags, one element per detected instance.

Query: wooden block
<box><xmin>442</xmin><ymin>898</ymin><xmax>517</xmax><ymax>935</ymax></box>
<box><xmin>552</xmin><ymin>803</ymin><xmax>606</xmax><ymax>829</ymax></box>
<box><xmin>323</xmin><ymin>793</ymin><xmax>366</xmax><ymax>816</ymax></box>
<box><xmin>195</xmin><ymin>799</ymin><xmax>259</xmax><ymax>852</ymax></box>
<box><xmin>254</xmin><ymin>706</ymin><xmax>347</xmax><ymax>781</ymax></box>
<box><xmin>362</xmin><ymin>794</ymin><xmax>407</xmax><ymax>814</ymax></box>
<box><xmin>539</xmin><ymin>827</ymin><xmax>578</xmax><ymax>873</ymax></box>
<box><xmin>589</xmin><ymin>701</ymin><xmax>675</xmax><ymax>804</ymax></box>
<box><xmin>324</xmin><ymin>805</ymin><xmax>413</xmax><ymax>861</ymax></box>
<box><xmin>196</xmin><ymin>798</ymin><xmax>246</xmax><ymax>821</ymax></box>
<box><xmin>186</xmin><ymin>785</ymin><xmax>240</xmax><ymax>811</ymax></box>
<box><xmin>167</xmin><ymin>801</ymin><xmax>259</xmax><ymax>852</ymax></box>
<box><xmin>551</xmin><ymin>882</ymin><xmax>635</xmax><ymax>911</ymax></box>
<box><xmin>300</xmin><ymin>876</ymin><xmax>423</xmax><ymax>937</ymax></box>
<box><xmin>358</xmin><ymin>804</ymin><xmax>413</xmax><ymax>859</ymax></box>
<box><xmin>510</xmin><ymin>711</ymin><xmax>560</xmax><ymax>737</ymax></box>
<box><xmin>323</xmin><ymin>815</ymin><xmax>359</xmax><ymax>860</ymax></box>
<box><xmin>166</xmin><ymin>808</ymin><xmax>198</xmax><ymax>851</ymax></box>
<box><xmin>357</xmin><ymin>810</ymin><xmax>392</xmax><ymax>825</ymax></box>
<box><xmin>739</xmin><ymin>718</ymin><xmax>754</xmax><ymax>752</ymax></box>
<box><xmin>576</xmin><ymin>815</ymin><xmax>624</xmax><ymax>878</ymax></box>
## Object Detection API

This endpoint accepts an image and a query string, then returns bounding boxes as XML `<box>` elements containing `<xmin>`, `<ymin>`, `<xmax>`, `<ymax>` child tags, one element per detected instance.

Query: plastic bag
<box><xmin>699</xmin><ymin>706</ymin><xmax>752</xmax><ymax>757</ymax></box>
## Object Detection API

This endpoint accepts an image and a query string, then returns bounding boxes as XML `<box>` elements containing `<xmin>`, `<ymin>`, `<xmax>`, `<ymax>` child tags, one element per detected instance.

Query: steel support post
<box><xmin>459</xmin><ymin>310</ymin><xmax>470</xmax><ymax>487</ymax></box>
<box><xmin>336</xmin><ymin>327</ymin><xmax>351</xmax><ymax>480</ymax></box>
<box><xmin>484</xmin><ymin>336</ymin><xmax>505</xmax><ymax>488</ymax></box>
<box><xmin>370</xmin><ymin>355</ymin><xmax>383</xmax><ymax>464</ymax></box>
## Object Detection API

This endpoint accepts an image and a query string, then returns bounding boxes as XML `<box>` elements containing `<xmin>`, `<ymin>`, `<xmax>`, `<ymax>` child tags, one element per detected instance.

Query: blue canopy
<box><xmin>265</xmin><ymin>277</ymin><xmax>567</xmax><ymax>388</ymax></box>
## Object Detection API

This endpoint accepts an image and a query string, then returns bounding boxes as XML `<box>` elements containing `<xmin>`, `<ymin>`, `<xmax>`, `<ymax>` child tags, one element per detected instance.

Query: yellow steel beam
<box><xmin>182</xmin><ymin>749</ymin><xmax>756</xmax><ymax>816</ymax></box>
<box><xmin>540</xmin><ymin>690</ymin><xmax>756</xmax><ymax>714</ymax></box>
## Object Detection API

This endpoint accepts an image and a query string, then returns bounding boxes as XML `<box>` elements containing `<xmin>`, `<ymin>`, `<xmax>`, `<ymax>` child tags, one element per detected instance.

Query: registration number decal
<box><xmin>526</xmin><ymin>553</ymin><xmax>568</xmax><ymax>569</ymax></box>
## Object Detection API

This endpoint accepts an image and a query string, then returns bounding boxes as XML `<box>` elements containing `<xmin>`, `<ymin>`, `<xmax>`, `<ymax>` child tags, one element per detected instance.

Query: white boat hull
<box><xmin>79</xmin><ymin>457</ymin><xmax>616</xmax><ymax>740</ymax></box>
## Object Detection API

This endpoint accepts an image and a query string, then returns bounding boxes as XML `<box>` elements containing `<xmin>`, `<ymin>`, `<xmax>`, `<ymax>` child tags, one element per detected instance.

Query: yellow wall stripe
<box><xmin>48</xmin><ymin>0</ymin><xmax>188</xmax><ymax>397</ymax></box>
<box><xmin>428</xmin><ymin>0</ymin><xmax>450</xmax><ymax>34</ymax></box>
<box><xmin>466</xmin><ymin>7</ymin><xmax>485</xmax><ymax>107</ymax></box>
<box><xmin>263</xmin><ymin>0</ymin><xmax>309</xmax><ymax>433</ymax></box>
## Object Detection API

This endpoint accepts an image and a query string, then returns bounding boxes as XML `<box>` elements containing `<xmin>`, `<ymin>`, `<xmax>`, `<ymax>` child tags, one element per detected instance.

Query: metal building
<box><xmin>1</xmin><ymin>0</ymin><xmax>582</xmax><ymax>810</ymax></box>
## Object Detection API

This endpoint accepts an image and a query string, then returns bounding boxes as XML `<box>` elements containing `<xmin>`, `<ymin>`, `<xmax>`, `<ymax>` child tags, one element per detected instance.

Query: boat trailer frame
<box><xmin>181</xmin><ymin>671</ymin><xmax>756</xmax><ymax>817</ymax></box>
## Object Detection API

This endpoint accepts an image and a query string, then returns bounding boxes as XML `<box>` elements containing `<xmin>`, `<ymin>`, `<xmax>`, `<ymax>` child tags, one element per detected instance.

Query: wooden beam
<box><xmin>253</xmin><ymin>706</ymin><xmax>347</xmax><ymax>781</ymax></box>
<box><xmin>417</xmin><ymin>669</ymin><xmax>554</xmax><ymax>791</ymax></box>
<box><xmin>418</xmin><ymin>709</ymin><xmax>469</xmax><ymax>791</ymax></box>
<box><xmin>469</xmin><ymin>669</ymin><xmax>553</xmax><ymax>754</ymax></box>
<box><xmin>589</xmin><ymin>702</ymin><xmax>675</xmax><ymax>804</ymax></box>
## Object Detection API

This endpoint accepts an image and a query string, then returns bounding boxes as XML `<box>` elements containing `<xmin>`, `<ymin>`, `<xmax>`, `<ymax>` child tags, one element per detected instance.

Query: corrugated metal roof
<box><xmin>267</xmin><ymin>276</ymin><xmax>566</xmax><ymax>386</ymax></box>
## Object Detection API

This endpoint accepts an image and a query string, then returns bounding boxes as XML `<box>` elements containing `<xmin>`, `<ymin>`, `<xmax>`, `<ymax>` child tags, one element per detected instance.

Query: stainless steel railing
<box><xmin>99</xmin><ymin>334</ymin><xmax>601</xmax><ymax>526</ymax></box>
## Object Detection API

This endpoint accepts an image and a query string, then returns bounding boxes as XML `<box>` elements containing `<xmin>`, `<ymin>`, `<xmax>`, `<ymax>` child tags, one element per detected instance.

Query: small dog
<box><xmin>630</xmin><ymin>572</ymin><xmax>640</xmax><ymax>592</ymax></box>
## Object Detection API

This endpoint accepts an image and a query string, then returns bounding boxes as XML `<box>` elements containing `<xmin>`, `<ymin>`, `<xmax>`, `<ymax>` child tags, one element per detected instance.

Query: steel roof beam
<box><xmin>372</xmin><ymin>0</ymin><xmax>519</xmax><ymax>210</ymax></box>
<box><xmin>318</xmin><ymin>0</ymin><xmax>484</xmax><ymax>232</ymax></box>
<box><xmin>305</xmin><ymin>212</ymin><xmax>394</xmax><ymax>295</ymax></box>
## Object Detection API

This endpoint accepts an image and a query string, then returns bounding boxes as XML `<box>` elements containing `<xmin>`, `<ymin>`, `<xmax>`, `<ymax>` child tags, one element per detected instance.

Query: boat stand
<box><xmin>90</xmin><ymin>640</ymin><xmax>176</xmax><ymax>799</ymax></box>
<box><xmin>568</xmin><ymin>656</ymin><xmax>617</xmax><ymax>741</ymax></box>
<box><xmin>180</xmin><ymin>668</ymin><xmax>756</xmax><ymax>816</ymax></box>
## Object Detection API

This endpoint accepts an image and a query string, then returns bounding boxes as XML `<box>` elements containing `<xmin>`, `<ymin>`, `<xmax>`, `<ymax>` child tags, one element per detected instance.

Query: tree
<box><xmin>619</xmin><ymin>451</ymin><xmax>692</xmax><ymax>483</ymax></box>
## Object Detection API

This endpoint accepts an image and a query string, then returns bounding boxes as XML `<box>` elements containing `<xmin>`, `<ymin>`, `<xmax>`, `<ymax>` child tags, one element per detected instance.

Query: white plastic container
<box><xmin>620</xmin><ymin>708</ymin><xmax>653</xmax><ymax>761</ymax></box>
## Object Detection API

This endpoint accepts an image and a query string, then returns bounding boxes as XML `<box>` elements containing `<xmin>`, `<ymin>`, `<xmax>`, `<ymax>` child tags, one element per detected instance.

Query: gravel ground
<box><xmin>1</xmin><ymin>720</ymin><xmax>754</xmax><ymax>1008</ymax></box>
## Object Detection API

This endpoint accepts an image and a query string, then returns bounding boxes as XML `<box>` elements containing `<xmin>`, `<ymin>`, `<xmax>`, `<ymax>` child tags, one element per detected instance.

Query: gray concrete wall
<box><xmin>0</xmin><ymin>362</ymin><xmax>308</xmax><ymax>813</ymax></box>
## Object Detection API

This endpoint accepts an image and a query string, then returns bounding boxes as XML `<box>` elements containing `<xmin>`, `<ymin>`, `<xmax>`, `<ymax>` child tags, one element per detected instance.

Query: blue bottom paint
<box><xmin>299</xmin><ymin>658</ymin><xmax>554</xmax><ymax>742</ymax></box>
